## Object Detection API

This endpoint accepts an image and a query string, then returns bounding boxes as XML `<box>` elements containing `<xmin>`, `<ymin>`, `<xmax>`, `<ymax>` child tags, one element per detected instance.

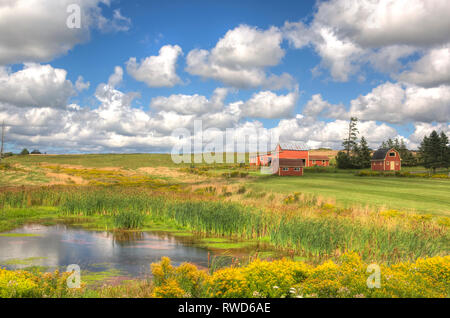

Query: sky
<box><xmin>0</xmin><ymin>0</ymin><xmax>449</xmax><ymax>154</ymax></box>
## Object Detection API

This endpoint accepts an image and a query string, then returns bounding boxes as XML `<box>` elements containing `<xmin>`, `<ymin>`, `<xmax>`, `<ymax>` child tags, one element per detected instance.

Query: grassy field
<box><xmin>5</xmin><ymin>153</ymin><xmax>249</xmax><ymax>169</ymax></box>
<box><xmin>1</xmin><ymin>153</ymin><xmax>449</xmax><ymax>298</ymax></box>
<box><xmin>3</xmin><ymin>153</ymin><xmax>449</xmax><ymax>215</ymax></box>
<box><xmin>248</xmin><ymin>172</ymin><xmax>450</xmax><ymax>216</ymax></box>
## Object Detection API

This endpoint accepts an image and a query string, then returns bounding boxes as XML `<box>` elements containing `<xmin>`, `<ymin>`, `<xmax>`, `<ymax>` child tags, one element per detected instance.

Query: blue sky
<box><xmin>57</xmin><ymin>1</ymin><xmax>370</xmax><ymax>111</ymax></box>
<box><xmin>0</xmin><ymin>0</ymin><xmax>449</xmax><ymax>153</ymax></box>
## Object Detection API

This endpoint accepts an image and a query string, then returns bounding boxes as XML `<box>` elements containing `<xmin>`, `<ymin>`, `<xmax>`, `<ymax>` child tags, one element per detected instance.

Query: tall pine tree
<box><xmin>439</xmin><ymin>132</ymin><xmax>450</xmax><ymax>169</ymax></box>
<box><xmin>342</xmin><ymin>117</ymin><xmax>359</xmax><ymax>156</ymax></box>
<box><xmin>355</xmin><ymin>136</ymin><xmax>372</xmax><ymax>168</ymax></box>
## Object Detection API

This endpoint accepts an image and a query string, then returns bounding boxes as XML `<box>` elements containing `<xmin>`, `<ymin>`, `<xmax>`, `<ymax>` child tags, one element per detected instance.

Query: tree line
<box><xmin>419</xmin><ymin>131</ymin><xmax>450</xmax><ymax>173</ymax></box>
<box><xmin>336</xmin><ymin>117</ymin><xmax>450</xmax><ymax>172</ymax></box>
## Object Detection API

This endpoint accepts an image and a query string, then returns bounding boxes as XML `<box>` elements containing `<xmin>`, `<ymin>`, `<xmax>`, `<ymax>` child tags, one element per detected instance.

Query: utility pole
<box><xmin>0</xmin><ymin>121</ymin><xmax>4</xmax><ymax>160</ymax></box>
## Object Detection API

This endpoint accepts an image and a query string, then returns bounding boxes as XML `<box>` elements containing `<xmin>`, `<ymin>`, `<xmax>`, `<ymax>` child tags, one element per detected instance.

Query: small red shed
<box><xmin>278</xmin><ymin>158</ymin><xmax>305</xmax><ymax>176</ymax></box>
<box><xmin>309</xmin><ymin>155</ymin><xmax>330</xmax><ymax>167</ymax></box>
<box><xmin>371</xmin><ymin>148</ymin><xmax>402</xmax><ymax>171</ymax></box>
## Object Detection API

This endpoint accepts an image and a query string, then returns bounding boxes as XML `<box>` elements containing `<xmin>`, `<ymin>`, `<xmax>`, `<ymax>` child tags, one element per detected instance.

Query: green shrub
<box><xmin>355</xmin><ymin>171</ymin><xmax>448</xmax><ymax>179</ymax></box>
<box><xmin>304</xmin><ymin>166</ymin><xmax>335</xmax><ymax>173</ymax></box>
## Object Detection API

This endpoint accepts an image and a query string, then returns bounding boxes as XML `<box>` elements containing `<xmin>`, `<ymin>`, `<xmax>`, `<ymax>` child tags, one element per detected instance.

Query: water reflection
<box><xmin>110</xmin><ymin>231</ymin><xmax>144</xmax><ymax>244</ymax></box>
<box><xmin>0</xmin><ymin>224</ymin><xmax>210</xmax><ymax>278</ymax></box>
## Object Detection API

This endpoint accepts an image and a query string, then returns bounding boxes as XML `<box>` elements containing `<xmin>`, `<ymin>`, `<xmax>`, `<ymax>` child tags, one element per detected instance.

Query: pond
<box><xmin>0</xmin><ymin>224</ymin><xmax>282</xmax><ymax>283</ymax></box>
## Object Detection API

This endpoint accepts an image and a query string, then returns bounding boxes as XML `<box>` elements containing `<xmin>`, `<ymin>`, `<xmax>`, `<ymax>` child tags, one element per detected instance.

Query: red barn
<box><xmin>274</xmin><ymin>143</ymin><xmax>309</xmax><ymax>167</ymax></box>
<box><xmin>371</xmin><ymin>148</ymin><xmax>402</xmax><ymax>171</ymax></box>
<box><xmin>277</xmin><ymin>158</ymin><xmax>304</xmax><ymax>176</ymax></box>
<box><xmin>309</xmin><ymin>155</ymin><xmax>330</xmax><ymax>167</ymax></box>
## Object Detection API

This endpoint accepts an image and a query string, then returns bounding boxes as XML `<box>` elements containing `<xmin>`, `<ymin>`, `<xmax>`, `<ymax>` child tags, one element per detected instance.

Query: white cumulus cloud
<box><xmin>0</xmin><ymin>0</ymin><xmax>131</xmax><ymax>65</ymax></box>
<box><xmin>396</xmin><ymin>46</ymin><xmax>450</xmax><ymax>87</ymax></box>
<box><xmin>240</xmin><ymin>89</ymin><xmax>299</xmax><ymax>119</ymax></box>
<box><xmin>150</xmin><ymin>88</ymin><xmax>227</xmax><ymax>115</ymax></box>
<box><xmin>0</xmin><ymin>63</ymin><xmax>75</xmax><ymax>108</ymax></box>
<box><xmin>75</xmin><ymin>76</ymin><xmax>90</xmax><ymax>92</ymax></box>
<box><xmin>126</xmin><ymin>45</ymin><xmax>183</xmax><ymax>87</ymax></box>
<box><xmin>186</xmin><ymin>24</ymin><xmax>294</xmax><ymax>89</ymax></box>
<box><xmin>349</xmin><ymin>82</ymin><xmax>450</xmax><ymax>123</ymax></box>
<box><xmin>283</xmin><ymin>0</ymin><xmax>450</xmax><ymax>84</ymax></box>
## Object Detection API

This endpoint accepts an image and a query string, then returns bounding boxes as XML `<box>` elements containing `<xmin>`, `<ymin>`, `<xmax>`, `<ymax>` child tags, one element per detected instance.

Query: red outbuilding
<box><xmin>251</xmin><ymin>143</ymin><xmax>310</xmax><ymax>176</ymax></box>
<box><xmin>309</xmin><ymin>155</ymin><xmax>330</xmax><ymax>167</ymax></box>
<box><xmin>371</xmin><ymin>148</ymin><xmax>402</xmax><ymax>171</ymax></box>
<box><xmin>277</xmin><ymin>158</ymin><xmax>304</xmax><ymax>176</ymax></box>
<box><xmin>273</xmin><ymin>143</ymin><xmax>309</xmax><ymax>167</ymax></box>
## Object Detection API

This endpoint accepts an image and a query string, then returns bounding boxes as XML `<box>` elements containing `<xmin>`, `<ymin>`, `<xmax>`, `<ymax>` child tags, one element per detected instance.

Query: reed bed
<box><xmin>271</xmin><ymin>215</ymin><xmax>449</xmax><ymax>263</ymax></box>
<box><xmin>0</xmin><ymin>186</ymin><xmax>448</xmax><ymax>263</ymax></box>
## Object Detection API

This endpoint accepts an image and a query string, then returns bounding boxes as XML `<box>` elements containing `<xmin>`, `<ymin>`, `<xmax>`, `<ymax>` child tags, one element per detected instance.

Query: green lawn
<box><xmin>246</xmin><ymin>172</ymin><xmax>450</xmax><ymax>216</ymax></box>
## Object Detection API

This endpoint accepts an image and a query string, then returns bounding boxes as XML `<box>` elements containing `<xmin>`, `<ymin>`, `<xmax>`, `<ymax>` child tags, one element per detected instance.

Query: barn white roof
<box><xmin>278</xmin><ymin>143</ymin><xmax>309</xmax><ymax>151</ymax></box>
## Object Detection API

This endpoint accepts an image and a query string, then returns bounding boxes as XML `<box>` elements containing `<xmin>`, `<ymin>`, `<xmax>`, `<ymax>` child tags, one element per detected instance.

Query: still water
<box><xmin>0</xmin><ymin>224</ymin><xmax>218</xmax><ymax>279</ymax></box>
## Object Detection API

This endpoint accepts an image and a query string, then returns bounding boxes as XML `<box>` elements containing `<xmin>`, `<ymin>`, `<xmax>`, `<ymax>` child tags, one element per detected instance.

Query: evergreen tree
<box><xmin>439</xmin><ymin>131</ymin><xmax>450</xmax><ymax>169</ymax></box>
<box><xmin>398</xmin><ymin>139</ymin><xmax>417</xmax><ymax>166</ymax></box>
<box><xmin>379</xmin><ymin>138</ymin><xmax>417</xmax><ymax>166</ymax></box>
<box><xmin>342</xmin><ymin>117</ymin><xmax>359</xmax><ymax>156</ymax></box>
<box><xmin>336</xmin><ymin>151</ymin><xmax>354</xmax><ymax>169</ymax></box>
<box><xmin>419</xmin><ymin>130</ymin><xmax>448</xmax><ymax>173</ymax></box>
<box><xmin>355</xmin><ymin>136</ymin><xmax>372</xmax><ymax>168</ymax></box>
<box><xmin>386</xmin><ymin>138</ymin><xmax>394</xmax><ymax>149</ymax></box>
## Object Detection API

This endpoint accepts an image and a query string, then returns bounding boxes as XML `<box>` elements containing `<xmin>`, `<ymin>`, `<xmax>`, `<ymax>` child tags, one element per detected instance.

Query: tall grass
<box><xmin>271</xmin><ymin>215</ymin><xmax>449</xmax><ymax>262</ymax></box>
<box><xmin>0</xmin><ymin>186</ymin><xmax>448</xmax><ymax>263</ymax></box>
<box><xmin>113</xmin><ymin>210</ymin><xmax>145</xmax><ymax>229</ymax></box>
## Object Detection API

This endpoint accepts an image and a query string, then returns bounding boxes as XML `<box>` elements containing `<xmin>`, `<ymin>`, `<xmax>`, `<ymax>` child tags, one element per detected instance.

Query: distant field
<box><xmin>5</xmin><ymin>153</ymin><xmax>249</xmax><ymax>169</ymax></box>
<box><xmin>247</xmin><ymin>172</ymin><xmax>450</xmax><ymax>216</ymax></box>
<box><xmin>309</xmin><ymin>149</ymin><xmax>339</xmax><ymax>158</ymax></box>
<box><xmin>4</xmin><ymin>153</ymin><xmax>449</xmax><ymax>216</ymax></box>
<box><xmin>5</xmin><ymin>154</ymin><xmax>180</xmax><ymax>169</ymax></box>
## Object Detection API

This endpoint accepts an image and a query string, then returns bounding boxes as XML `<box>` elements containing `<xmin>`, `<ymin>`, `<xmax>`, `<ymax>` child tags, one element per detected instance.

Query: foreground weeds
<box><xmin>151</xmin><ymin>253</ymin><xmax>450</xmax><ymax>298</ymax></box>
<box><xmin>0</xmin><ymin>268</ymin><xmax>84</xmax><ymax>298</ymax></box>
<box><xmin>2</xmin><ymin>252</ymin><xmax>447</xmax><ymax>298</ymax></box>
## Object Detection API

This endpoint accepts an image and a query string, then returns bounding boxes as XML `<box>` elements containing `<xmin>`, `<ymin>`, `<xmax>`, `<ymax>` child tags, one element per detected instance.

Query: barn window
<box><xmin>282</xmin><ymin>168</ymin><xmax>289</xmax><ymax>171</ymax></box>
<box><xmin>294</xmin><ymin>168</ymin><xmax>300</xmax><ymax>171</ymax></box>
<box><xmin>389</xmin><ymin>152</ymin><xmax>395</xmax><ymax>157</ymax></box>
